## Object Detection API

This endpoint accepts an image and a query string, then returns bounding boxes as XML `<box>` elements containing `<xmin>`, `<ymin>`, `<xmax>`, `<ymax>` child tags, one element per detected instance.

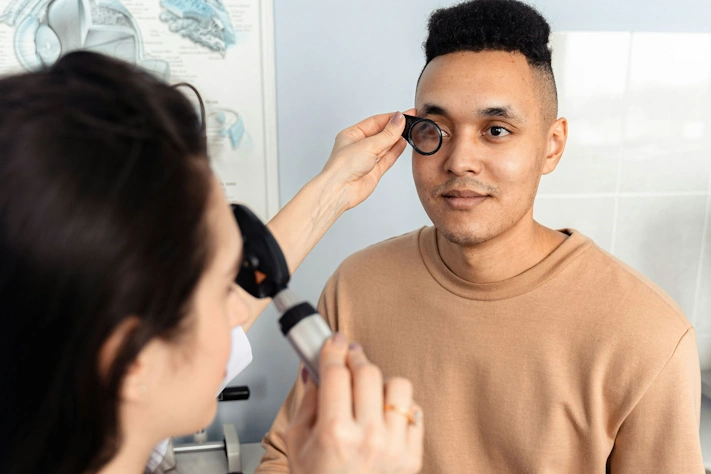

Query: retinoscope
<box><xmin>175</xmin><ymin>80</ymin><xmax>332</xmax><ymax>385</ymax></box>
<box><xmin>231</xmin><ymin>204</ymin><xmax>332</xmax><ymax>385</ymax></box>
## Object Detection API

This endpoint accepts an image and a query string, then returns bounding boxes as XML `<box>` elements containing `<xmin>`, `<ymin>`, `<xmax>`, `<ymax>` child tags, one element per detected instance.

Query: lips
<box><xmin>441</xmin><ymin>188</ymin><xmax>488</xmax><ymax>210</ymax></box>
<box><xmin>442</xmin><ymin>189</ymin><xmax>486</xmax><ymax>198</ymax></box>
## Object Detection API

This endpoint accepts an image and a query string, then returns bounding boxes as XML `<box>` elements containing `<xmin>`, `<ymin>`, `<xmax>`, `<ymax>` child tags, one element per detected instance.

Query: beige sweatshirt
<box><xmin>256</xmin><ymin>227</ymin><xmax>704</xmax><ymax>473</ymax></box>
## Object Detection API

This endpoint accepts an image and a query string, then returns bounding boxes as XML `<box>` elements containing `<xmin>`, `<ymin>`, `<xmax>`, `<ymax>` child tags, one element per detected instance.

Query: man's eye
<box><xmin>488</xmin><ymin>126</ymin><xmax>510</xmax><ymax>137</ymax></box>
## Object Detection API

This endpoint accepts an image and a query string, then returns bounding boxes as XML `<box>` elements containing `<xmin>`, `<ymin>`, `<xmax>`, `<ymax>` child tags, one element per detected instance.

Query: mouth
<box><xmin>440</xmin><ymin>189</ymin><xmax>489</xmax><ymax>209</ymax></box>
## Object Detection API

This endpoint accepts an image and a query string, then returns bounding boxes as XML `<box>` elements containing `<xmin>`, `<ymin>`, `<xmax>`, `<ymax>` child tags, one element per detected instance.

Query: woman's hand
<box><xmin>243</xmin><ymin>111</ymin><xmax>413</xmax><ymax>332</ymax></box>
<box><xmin>286</xmin><ymin>334</ymin><xmax>424</xmax><ymax>474</ymax></box>
<box><xmin>319</xmin><ymin>109</ymin><xmax>414</xmax><ymax>212</ymax></box>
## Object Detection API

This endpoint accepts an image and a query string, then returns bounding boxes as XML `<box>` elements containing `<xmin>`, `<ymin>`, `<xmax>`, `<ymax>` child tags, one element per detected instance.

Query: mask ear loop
<box><xmin>171</xmin><ymin>82</ymin><xmax>207</xmax><ymax>139</ymax></box>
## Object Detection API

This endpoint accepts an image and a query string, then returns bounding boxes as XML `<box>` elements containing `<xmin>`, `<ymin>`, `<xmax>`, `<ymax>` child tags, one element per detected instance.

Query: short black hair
<box><xmin>0</xmin><ymin>51</ymin><xmax>212</xmax><ymax>474</ymax></box>
<box><xmin>422</xmin><ymin>0</ymin><xmax>558</xmax><ymax>122</ymax></box>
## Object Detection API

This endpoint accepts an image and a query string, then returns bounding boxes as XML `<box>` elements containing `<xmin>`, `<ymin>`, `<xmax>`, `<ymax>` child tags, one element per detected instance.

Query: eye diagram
<box><xmin>159</xmin><ymin>0</ymin><xmax>237</xmax><ymax>55</ymax></box>
<box><xmin>2</xmin><ymin>0</ymin><xmax>252</xmax><ymax>162</ymax></box>
<box><xmin>207</xmin><ymin>108</ymin><xmax>248</xmax><ymax>151</ymax></box>
<box><xmin>1</xmin><ymin>0</ymin><xmax>170</xmax><ymax>77</ymax></box>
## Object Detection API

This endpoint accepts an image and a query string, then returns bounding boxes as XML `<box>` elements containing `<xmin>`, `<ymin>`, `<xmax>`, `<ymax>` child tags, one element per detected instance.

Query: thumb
<box><xmin>360</xmin><ymin>111</ymin><xmax>406</xmax><ymax>157</ymax></box>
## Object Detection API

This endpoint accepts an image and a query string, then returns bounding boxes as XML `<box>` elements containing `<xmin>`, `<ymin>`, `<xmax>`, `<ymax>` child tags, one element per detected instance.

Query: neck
<box><xmin>437</xmin><ymin>213</ymin><xmax>567</xmax><ymax>284</ymax></box>
<box><xmin>96</xmin><ymin>424</ymin><xmax>156</xmax><ymax>474</ymax></box>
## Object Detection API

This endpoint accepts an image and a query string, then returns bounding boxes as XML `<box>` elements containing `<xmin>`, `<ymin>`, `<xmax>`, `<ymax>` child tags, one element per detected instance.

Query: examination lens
<box><xmin>402</xmin><ymin>114</ymin><xmax>443</xmax><ymax>156</ymax></box>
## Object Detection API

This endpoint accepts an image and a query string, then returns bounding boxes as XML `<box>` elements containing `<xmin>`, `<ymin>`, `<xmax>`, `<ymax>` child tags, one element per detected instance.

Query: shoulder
<box><xmin>318</xmin><ymin>228</ymin><xmax>427</xmax><ymax>323</ymax></box>
<box><xmin>335</xmin><ymin>227</ymin><xmax>425</xmax><ymax>278</ymax></box>
<box><xmin>319</xmin><ymin>227</ymin><xmax>426</xmax><ymax>301</ymax></box>
<box><xmin>568</xmin><ymin>230</ymin><xmax>691</xmax><ymax>337</ymax></box>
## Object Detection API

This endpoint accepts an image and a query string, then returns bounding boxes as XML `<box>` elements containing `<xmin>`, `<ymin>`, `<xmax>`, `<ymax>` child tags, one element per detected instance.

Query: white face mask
<box><xmin>146</xmin><ymin>326</ymin><xmax>253</xmax><ymax>473</ymax></box>
<box><xmin>220</xmin><ymin>325</ymin><xmax>254</xmax><ymax>392</ymax></box>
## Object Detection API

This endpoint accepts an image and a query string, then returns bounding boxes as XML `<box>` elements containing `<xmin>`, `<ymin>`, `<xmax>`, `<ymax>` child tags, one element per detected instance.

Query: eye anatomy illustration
<box><xmin>159</xmin><ymin>0</ymin><xmax>237</xmax><ymax>55</ymax></box>
<box><xmin>0</xmin><ymin>0</ymin><xmax>275</xmax><ymax>210</ymax></box>
<box><xmin>1</xmin><ymin>0</ymin><xmax>170</xmax><ymax>76</ymax></box>
<box><xmin>207</xmin><ymin>108</ymin><xmax>246</xmax><ymax>149</ymax></box>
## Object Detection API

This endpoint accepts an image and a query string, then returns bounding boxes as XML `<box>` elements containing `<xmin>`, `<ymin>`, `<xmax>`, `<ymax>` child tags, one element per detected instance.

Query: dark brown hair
<box><xmin>422</xmin><ymin>0</ymin><xmax>558</xmax><ymax>121</ymax></box>
<box><xmin>0</xmin><ymin>51</ymin><xmax>212</xmax><ymax>473</ymax></box>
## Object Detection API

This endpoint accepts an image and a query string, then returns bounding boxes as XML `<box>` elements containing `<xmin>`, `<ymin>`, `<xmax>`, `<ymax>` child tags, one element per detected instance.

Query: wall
<box><xmin>213</xmin><ymin>0</ymin><xmax>711</xmax><ymax>444</ymax></box>
<box><xmin>539</xmin><ymin>30</ymin><xmax>711</xmax><ymax>370</ymax></box>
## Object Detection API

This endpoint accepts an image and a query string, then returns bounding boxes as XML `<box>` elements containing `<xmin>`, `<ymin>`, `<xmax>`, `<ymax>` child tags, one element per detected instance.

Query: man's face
<box><xmin>413</xmin><ymin>50</ymin><xmax>557</xmax><ymax>247</ymax></box>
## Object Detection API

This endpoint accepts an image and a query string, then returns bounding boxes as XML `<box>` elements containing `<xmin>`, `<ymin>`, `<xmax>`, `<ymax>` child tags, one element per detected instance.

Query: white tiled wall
<box><xmin>536</xmin><ymin>32</ymin><xmax>711</xmax><ymax>369</ymax></box>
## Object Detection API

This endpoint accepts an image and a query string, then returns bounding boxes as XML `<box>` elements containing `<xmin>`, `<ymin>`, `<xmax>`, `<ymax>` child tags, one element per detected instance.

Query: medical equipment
<box><xmin>172</xmin><ymin>82</ymin><xmax>330</xmax><ymax>384</ymax></box>
<box><xmin>401</xmin><ymin>114</ymin><xmax>443</xmax><ymax>155</ymax></box>
<box><xmin>231</xmin><ymin>204</ymin><xmax>332</xmax><ymax>385</ymax></box>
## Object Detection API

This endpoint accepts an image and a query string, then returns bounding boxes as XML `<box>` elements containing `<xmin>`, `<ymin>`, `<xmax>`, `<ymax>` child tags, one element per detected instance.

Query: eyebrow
<box><xmin>420</xmin><ymin>103</ymin><xmax>447</xmax><ymax>117</ymax></box>
<box><xmin>478</xmin><ymin>106</ymin><xmax>523</xmax><ymax>122</ymax></box>
<box><xmin>419</xmin><ymin>103</ymin><xmax>523</xmax><ymax>123</ymax></box>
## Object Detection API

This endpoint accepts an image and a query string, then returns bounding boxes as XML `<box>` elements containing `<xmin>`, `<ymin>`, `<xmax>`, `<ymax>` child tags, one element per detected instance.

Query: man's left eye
<box><xmin>489</xmin><ymin>126</ymin><xmax>510</xmax><ymax>137</ymax></box>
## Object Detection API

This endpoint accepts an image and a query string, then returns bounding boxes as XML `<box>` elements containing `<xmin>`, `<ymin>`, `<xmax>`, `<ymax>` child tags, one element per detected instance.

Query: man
<box><xmin>256</xmin><ymin>0</ymin><xmax>704</xmax><ymax>472</ymax></box>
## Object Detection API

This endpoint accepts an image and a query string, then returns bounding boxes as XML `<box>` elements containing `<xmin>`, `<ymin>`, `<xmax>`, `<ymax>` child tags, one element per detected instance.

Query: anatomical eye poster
<box><xmin>0</xmin><ymin>0</ymin><xmax>280</xmax><ymax>221</ymax></box>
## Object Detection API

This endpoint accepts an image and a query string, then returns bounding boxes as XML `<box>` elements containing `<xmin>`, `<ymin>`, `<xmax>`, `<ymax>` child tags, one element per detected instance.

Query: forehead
<box><xmin>205</xmin><ymin>177</ymin><xmax>243</xmax><ymax>269</ymax></box>
<box><xmin>416</xmin><ymin>50</ymin><xmax>539</xmax><ymax>119</ymax></box>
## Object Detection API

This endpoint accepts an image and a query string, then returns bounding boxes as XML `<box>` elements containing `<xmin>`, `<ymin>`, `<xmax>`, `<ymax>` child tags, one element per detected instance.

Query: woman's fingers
<box><xmin>383</xmin><ymin>377</ymin><xmax>414</xmax><ymax>442</ymax></box>
<box><xmin>317</xmin><ymin>334</ymin><xmax>352</xmax><ymax>423</ymax></box>
<box><xmin>336</xmin><ymin>112</ymin><xmax>396</xmax><ymax>146</ymax></box>
<box><xmin>367</xmin><ymin>107</ymin><xmax>417</xmax><ymax>180</ymax></box>
<box><xmin>374</xmin><ymin>137</ymin><xmax>408</xmax><ymax>177</ymax></box>
<box><xmin>337</xmin><ymin>112</ymin><xmax>407</xmax><ymax>153</ymax></box>
<box><xmin>358</xmin><ymin>112</ymin><xmax>406</xmax><ymax>157</ymax></box>
<box><xmin>289</xmin><ymin>335</ymin><xmax>425</xmax><ymax>474</ymax></box>
<box><xmin>346</xmin><ymin>343</ymin><xmax>384</xmax><ymax>427</ymax></box>
<box><xmin>406</xmin><ymin>402</ymin><xmax>425</xmax><ymax>470</ymax></box>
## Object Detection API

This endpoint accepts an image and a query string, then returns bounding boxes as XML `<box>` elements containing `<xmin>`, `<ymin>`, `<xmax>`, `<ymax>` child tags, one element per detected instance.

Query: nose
<box><xmin>227</xmin><ymin>285</ymin><xmax>250</xmax><ymax>328</ymax></box>
<box><xmin>443</xmin><ymin>133</ymin><xmax>483</xmax><ymax>176</ymax></box>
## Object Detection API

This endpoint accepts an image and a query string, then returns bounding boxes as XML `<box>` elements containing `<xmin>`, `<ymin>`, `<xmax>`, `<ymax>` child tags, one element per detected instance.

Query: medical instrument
<box><xmin>170</xmin><ymin>83</ymin><xmax>330</xmax><ymax>384</ymax></box>
<box><xmin>231</xmin><ymin>204</ymin><xmax>332</xmax><ymax>385</ymax></box>
<box><xmin>401</xmin><ymin>114</ymin><xmax>443</xmax><ymax>155</ymax></box>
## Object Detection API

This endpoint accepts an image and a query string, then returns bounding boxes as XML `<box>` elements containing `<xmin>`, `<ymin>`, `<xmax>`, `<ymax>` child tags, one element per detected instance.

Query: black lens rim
<box><xmin>401</xmin><ymin>114</ymin><xmax>443</xmax><ymax>156</ymax></box>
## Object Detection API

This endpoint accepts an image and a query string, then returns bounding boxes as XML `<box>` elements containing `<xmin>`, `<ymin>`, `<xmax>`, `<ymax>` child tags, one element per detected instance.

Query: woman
<box><xmin>0</xmin><ymin>51</ymin><xmax>423</xmax><ymax>474</ymax></box>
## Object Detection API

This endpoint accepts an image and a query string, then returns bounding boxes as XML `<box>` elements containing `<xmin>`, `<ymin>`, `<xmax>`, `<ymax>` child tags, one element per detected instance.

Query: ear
<box><xmin>541</xmin><ymin>117</ymin><xmax>568</xmax><ymax>175</ymax></box>
<box><xmin>98</xmin><ymin>316</ymin><xmax>151</xmax><ymax>403</ymax></box>
<box><xmin>120</xmin><ymin>351</ymin><xmax>151</xmax><ymax>403</ymax></box>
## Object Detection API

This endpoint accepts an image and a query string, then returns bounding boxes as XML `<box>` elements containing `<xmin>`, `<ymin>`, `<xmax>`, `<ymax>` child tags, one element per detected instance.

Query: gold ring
<box><xmin>384</xmin><ymin>404</ymin><xmax>421</xmax><ymax>426</ymax></box>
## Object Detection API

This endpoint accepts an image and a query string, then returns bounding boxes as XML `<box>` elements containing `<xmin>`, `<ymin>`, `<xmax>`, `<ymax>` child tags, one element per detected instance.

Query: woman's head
<box><xmin>0</xmin><ymin>51</ymin><xmax>247</xmax><ymax>473</ymax></box>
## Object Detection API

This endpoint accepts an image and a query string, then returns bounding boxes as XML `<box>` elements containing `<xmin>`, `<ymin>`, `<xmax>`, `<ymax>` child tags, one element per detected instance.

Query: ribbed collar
<box><xmin>418</xmin><ymin>226</ymin><xmax>592</xmax><ymax>301</ymax></box>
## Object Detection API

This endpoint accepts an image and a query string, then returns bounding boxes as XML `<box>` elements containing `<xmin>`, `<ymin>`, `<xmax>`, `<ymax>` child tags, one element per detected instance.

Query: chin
<box><xmin>433</xmin><ymin>218</ymin><xmax>495</xmax><ymax>247</ymax></box>
<box><xmin>181</xmin><ymin>398</ymin><xmax>219</xmax><ymax>436</ymax></box>
<box><xmin>438</xmin><ymin>228</ymin><xmax>492</xmax><ymax>247</ymax></box>
<box><xmin>201</xmin><ymin>398</ymin><xmax>219</xmax><ymax>425</ymax></box>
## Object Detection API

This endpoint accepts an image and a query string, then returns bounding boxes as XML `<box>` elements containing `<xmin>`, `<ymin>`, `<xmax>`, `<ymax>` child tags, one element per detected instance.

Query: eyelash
<box><xmin>487</xmin><ymin>126</ymin><xmax>511</xmax><ymax>137</ymax></box>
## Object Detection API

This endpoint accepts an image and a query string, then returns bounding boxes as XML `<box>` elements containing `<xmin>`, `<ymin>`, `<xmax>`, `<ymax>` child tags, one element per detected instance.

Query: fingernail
<box><xmin>332</xmin><ymin>332</ymin><xmax>347</xmax><ymax>346</ymax></box>
<box><xmin>301</xmin><ymin>367</ymin><xmax>309</xmax><ymax>384</ymax></box>
<box><xmin>349</xmin><ymin>342</ymin><xmax>361</xmax><ymax>351</ymax></box>
<box><xmin>390</xmin><ymin>111</ymin><xmax>403</xmax><ymax>126</ymax></box>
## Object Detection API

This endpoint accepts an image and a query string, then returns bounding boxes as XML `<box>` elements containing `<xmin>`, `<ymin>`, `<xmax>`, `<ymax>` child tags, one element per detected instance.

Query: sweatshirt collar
<box><xmin>418</xmin><ymin>226</ymin><xmax>592</xmax><ymax>301</ymax></box>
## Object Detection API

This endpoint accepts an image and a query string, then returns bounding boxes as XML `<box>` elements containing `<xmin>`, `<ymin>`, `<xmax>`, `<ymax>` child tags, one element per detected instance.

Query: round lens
<box><xmin>410</xmin><ymin>119</ymin><xmax>442</xmax><ymax>155</ymax></box>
